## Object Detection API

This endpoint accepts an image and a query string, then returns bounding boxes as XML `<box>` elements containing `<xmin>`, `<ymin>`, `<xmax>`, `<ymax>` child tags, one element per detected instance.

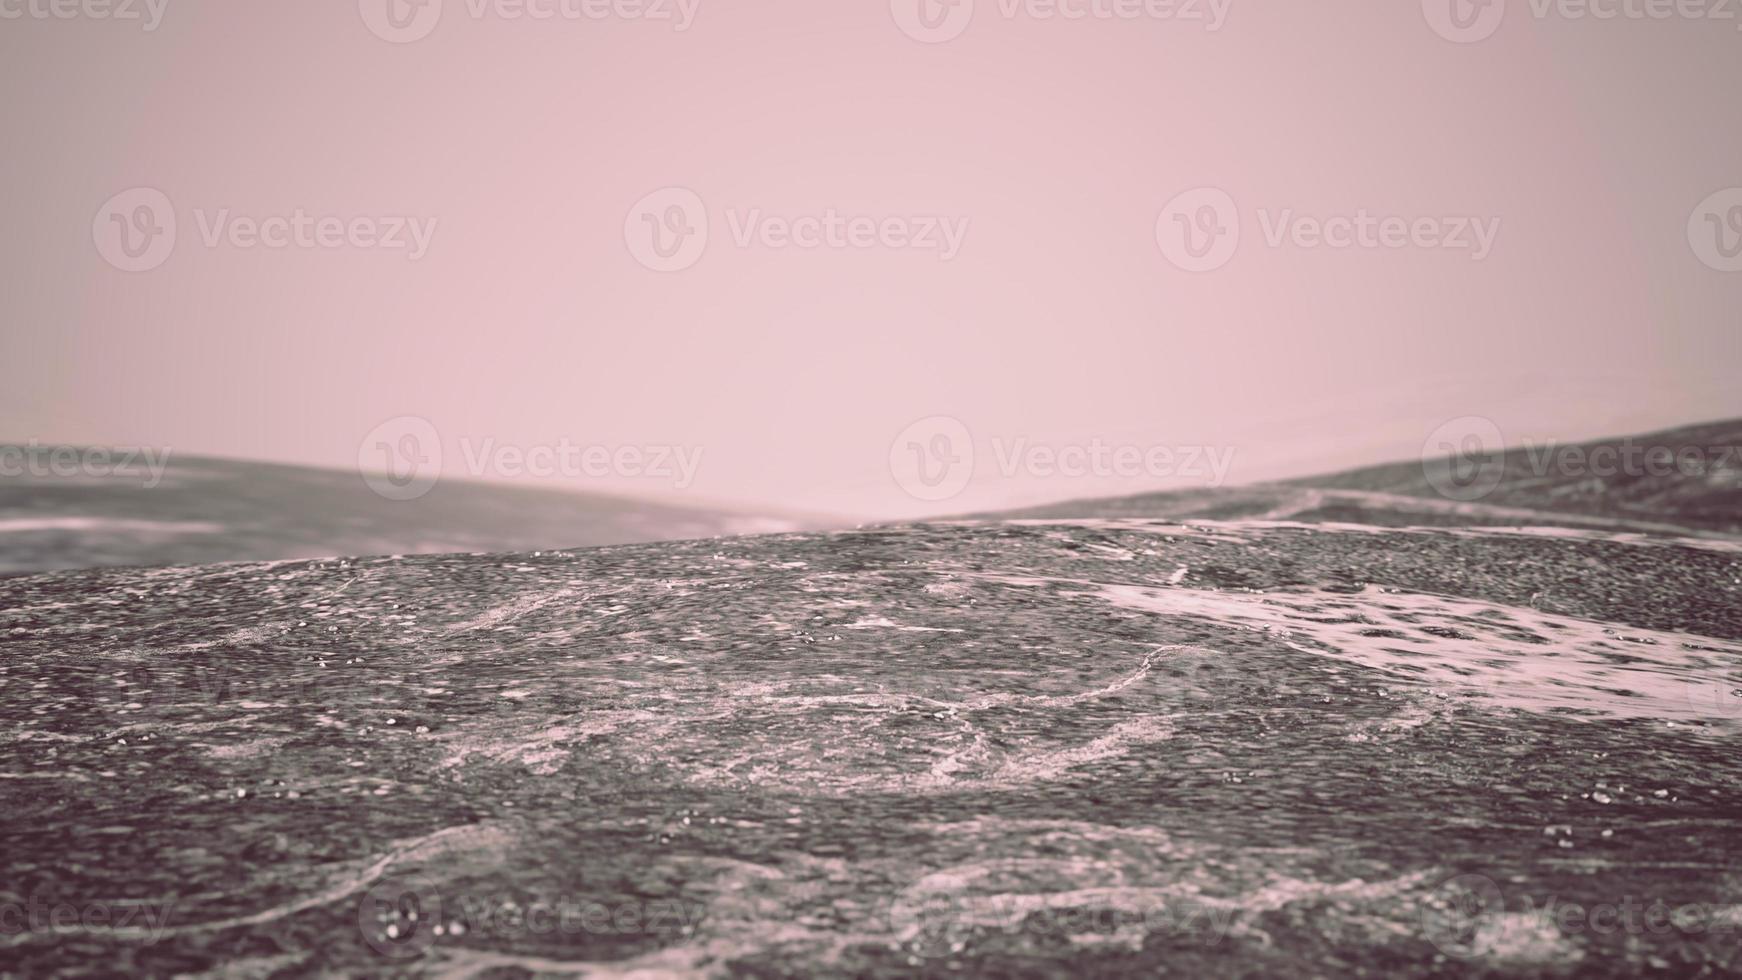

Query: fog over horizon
<box><xmin>6</xmin><ymin>386</ymin><xmax>1736</xmax><ymax>522</ymax></box>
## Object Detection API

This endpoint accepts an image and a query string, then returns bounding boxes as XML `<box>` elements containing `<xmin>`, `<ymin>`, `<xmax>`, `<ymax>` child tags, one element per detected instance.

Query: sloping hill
<box><xmin>1296</xmin><ymin>417</ymin><xmax>1742</xmax><ymax>532</ymax></box>
<box><xmin>981</xmin><ymin>418</ymin><xmax>1742</xmax><ymax>535</ymax></box>
<box><xmin>0</xmin><ymin>451</ymin><xmax>815</xmax><ymax>573</ymax></box>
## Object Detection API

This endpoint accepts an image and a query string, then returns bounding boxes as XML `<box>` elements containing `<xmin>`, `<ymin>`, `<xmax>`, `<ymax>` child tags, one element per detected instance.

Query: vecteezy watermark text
<box><xmin>360</xmin><ymin>874</ymin><xmax>706</xmax><ymax>958</ymax></box>
<box><xmin>890</xmin><ymin>0</ymin><xmax>1232</xmax><ymax>44</ymax></box>
<box><xmin>890</xmin><ymin>886</ymin><xmax>1239</xmax><ymax>958</ymax></box>
<box><xmin>93</xmin><ymin>188</ymin><xmax>438</xmax><ymax>272</ymax></box>
<box><xmin>358</xmin><ymin>417</ymin><xmax>703</xmax><ymax>501</ymax></box>
<box><xmin>457</xmin><ymin>438</ymin><xmax>703</xmax><ymax>487</ymax></box>
<box><xmin>889</xmin><ymin>415</ymin><xmax>1236</xmax><ymax>502</ymax></box>
<box><xmin>1421</xmin><ymin>873</ymin><xmax>1742</xmax><ymax>959</ymax></box>
<box><xmin>0</xmin><ymin>896</ymin><xmax>176</xmax><ymax>945</ymax></box>
<box><xmin>0</xmin><ymin>0</ymin><xmax>169</xmax><ymax>29</ymax></box>
<box><xmin>1423</xmin><ymin>0</ymin><xmax>1742</xmax><ymax>44</ymax></box>
<box><xmin>360</xmin><ymin>0</ymin><xmax>701</xmax><ymax>42</ymax></box>
<box><xmin>1421</xmin><ymin>415</ymin><xmax>1742</xmax><ymax>501</ymax></box>
<box><xmin>0</xmin><ymin>442</ymin><xmax>171</xmax><ymax>488</ymax></box>
<box><xmin>192</xmin><ymin>210</ymin><xmax>438</xmax><ymax>260</ymax></box>
<box><xmin>624</xmin><ymin>187</ymin><xmax>969</xmax><ymax>272</ymax></box>
<box><xmin>1156</xmin><ymin>188</ymin><xmax>1500</xmax><ymax>272</ymax></box>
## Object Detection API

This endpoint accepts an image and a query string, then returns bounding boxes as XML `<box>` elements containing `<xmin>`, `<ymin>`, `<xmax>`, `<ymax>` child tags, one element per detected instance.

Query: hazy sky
<box><xmin>3</xmin><ymin>1</ymin><xmax>1739</xmax><ymax>520</ymax></box>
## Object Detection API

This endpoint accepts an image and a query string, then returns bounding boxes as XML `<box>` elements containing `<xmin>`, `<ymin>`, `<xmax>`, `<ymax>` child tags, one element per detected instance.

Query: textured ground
<box><xmin>3</xmin><ymin>518</ymin><xmax>1741</xmax><ymax>976</ymax></box>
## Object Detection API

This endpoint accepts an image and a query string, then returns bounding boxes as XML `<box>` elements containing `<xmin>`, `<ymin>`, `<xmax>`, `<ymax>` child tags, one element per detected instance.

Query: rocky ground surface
<box><xmin>3</xmin><ymin>517</ymin><xmax>1742</xmax><ymax>977</ymax></box>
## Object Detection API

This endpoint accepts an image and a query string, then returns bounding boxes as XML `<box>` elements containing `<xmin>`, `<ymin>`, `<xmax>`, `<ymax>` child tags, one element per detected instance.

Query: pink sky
<box><xmin>3</xmin><ymin>0</ymin><xmax>1739</xmax><ymax>519</ymax></box>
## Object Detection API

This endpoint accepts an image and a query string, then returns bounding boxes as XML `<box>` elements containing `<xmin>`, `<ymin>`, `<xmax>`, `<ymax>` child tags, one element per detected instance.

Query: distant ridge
<box><xmin>0</xmin><ymin>450</ymin><xmax>829</xmax><ymax>573</ymax></box>
<box><xmin>973</xmin><ymin>418</ymin><xmax>1742</xmax><ymax>535</ymax></box>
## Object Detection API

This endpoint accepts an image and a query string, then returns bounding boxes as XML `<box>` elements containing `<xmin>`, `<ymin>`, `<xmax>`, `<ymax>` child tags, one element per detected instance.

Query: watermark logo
<box><xmin>1426</xmin><ymin>0</ymin><xmax>1742</xmax><ymax>42</ymax></box>
<box><xmin>1689</xmin><ymin>187</ymin><xmax>1742</xmax><ymax>272</ymax></box>
<box><xmin>893</xmin><ymin>0</ymin><xmax>1230</xmax><ymax>42</ymax></box>
<box><xmin>1420</xmin><ymin>875</ymin><xmax>1742</xmax><ymax>957</ymax></box>
<box><xmin>1255</xmin><ymin>207</ymin><xmax>1500</xmax><ymax>260</ymax></box>
<box><xmin>0</xmin><ymin>0</ymin><xmax>170</xmax><ymax>30</ymax></box>
<box><xmin>891</xmin><ymin>0</ymin><xmax>975</xmax><ymax>42</ymax></box>
<box><xmin>891</xmin><ymin>415</ymin><xmax>975</xmax><ymax>502</ymax></box>
<box><xmin>1419</xmin><ymin>873</ymin><xmax>1506</xmax><ymax>957</ymax></box>
<box><xmin>1521</xmin><ymin>439</ymin><xmax>1742</xmax><ymax>483</ymax></box>
<box><xmin>94</xmin><ymin>187</ymin><xmax>176</xmax><ymax>272</ymax></box>
<box><xmin>625</xmin><ymin>187</ymin><xmax>709</xmax><ymax>272</ymax></box>
<box><xmin>1159</xmin><ymin>190</ymin><xmax>1502</xmax><ymax>270</ymax></box>
<box><xmin>1422</xmin><ymin>0</ymin><xmax>1506</xmax><ymax>42</ymax></box>
<box><xmin>99</xmin><ymin>658</ymin><xmax>296</xmax><ymax>727</ymax></box>
<box><xmin>1424</xmin><ymin>419</ymin><xmax>1742</xmax><ymax>502</ymax></box>
<box><xmin>889</xmin><ymin>417</ymin><xmax>1237</xmax><ymax>501</ymax></box>
<box><xmin>888</xmin><ymin>882</ymin><xmax>1239</xmax><ymax>960</ymax></box>
<box><xmin>360</xmin><ymin>0</ymin><xmax>443</xmax><ymax>42</ymax></box>
<box><xmin>95</xmin><ymin>190</ymin><xmax>438</xmax><ymax>270</ymax></box>
<box><xmin>360</xmin><ymin>416</ymin><xmax>443</xmax><ymax>501</ymax></box>
<box><xmin>360</xmin><ymin>878</ymin><xmax>705</xmax><ymax>956</ymax></box>
<box><xmin>723</xmin><ymin>209</ymin><xmax>968</xmax><ymax>259</ymax></box>
<box><xmin>1422</xmin><ymin>416</ymin><xmax>1507</xmax><ymax>502</ymax></box>
<box><xmin>192</xmin><ymin>209</ymin><xmax>438</xmax><ymax>260</ymax></box>
<box><xmin>360</xmin><ymin>874</ymin><xmax>443</xmax><ymax>957</ymax></box>
<box><xmin>1156</xmin><ymin>186</ymin><xmax>1239</xmax><ymax>272</ymax></box>
<box><xmin>625</xmin><ymin>188</ymin><xmax>970</xmax><ymax>270</ymax></box>
<box><xmin>357</xmin><ymin>418</ymin><xmax>706</xmax><ymax>500</ymax></box>
<box><xmin>361</xmin><ymin>0</ymin><xmax>700</xmax><ymax>41</ymax></box>
<box><xmin>889</xmin><ymin>890</ymin><xmax>971</xmax><ymax>958</ymax></box>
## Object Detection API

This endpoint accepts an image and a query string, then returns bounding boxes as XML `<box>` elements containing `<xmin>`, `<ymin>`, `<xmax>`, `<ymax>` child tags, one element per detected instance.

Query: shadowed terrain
<box><xmin>981</xmin><ymin>419</ymin><xmax>1742</xmax><ymax>537</ymax></box>
<box><xmin>0</xmin><ymin>451</ymin><xmax>815</xmax><ymax>574</ymax></box>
